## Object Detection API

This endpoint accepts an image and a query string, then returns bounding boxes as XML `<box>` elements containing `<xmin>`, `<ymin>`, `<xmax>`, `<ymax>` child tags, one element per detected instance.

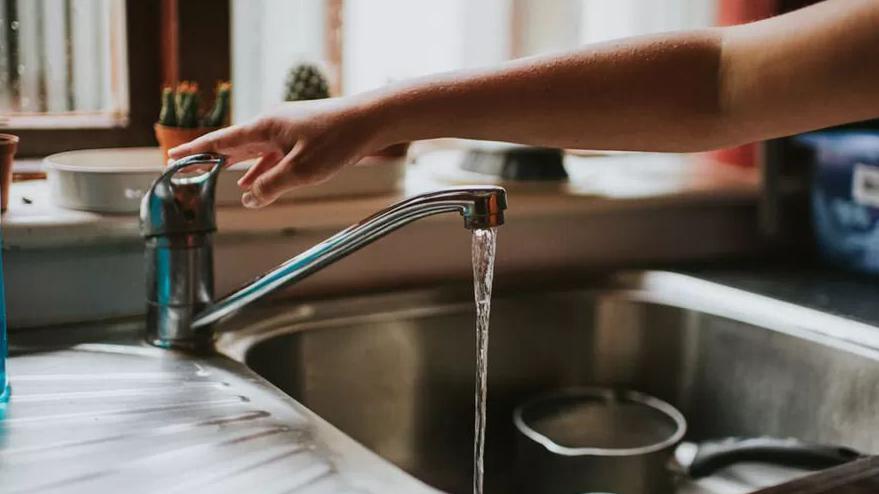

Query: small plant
<box><xmin>158</xmin><ymin>86</ymin><xmax>177</xmax><ymax>127</ymax></box>
<box><xmin>284</xmin><ymin>63</ymin><xmax>330</xmax><ymax>102</ymax></box>
<box><xmin>155</xmin><ymin>81</ymin><xmax>232</xmax><ymax>163</ymax></box>
<box><xmin>158</xmin><ymin>81</ymin><xmax>231</xmax><ymax>128</ymax></box>
<box><xmin>204</xmin><ymin>82</ymin><xmax>232</xmax><ymax>128</ymax></box>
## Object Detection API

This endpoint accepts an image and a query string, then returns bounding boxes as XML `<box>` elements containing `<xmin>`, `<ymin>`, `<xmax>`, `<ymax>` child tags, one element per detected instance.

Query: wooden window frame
<box><xmin>161</xmin><ymin>0</ymin><xmax>230</xmax><ymax>95</ymax></box>
<box><xmin>9</xmin><ymin>1</ymin><xmax>160</xmax><ymax>158</ymax></box>
<box><xmin>325</xmin><ymin>0</ymin><xmax>344</xmax><ymax>96</ymax></box>
<box><xmin>9</xmin><ymin>0</ymin><xmax>231</xmax><ymax>158</ymax></box>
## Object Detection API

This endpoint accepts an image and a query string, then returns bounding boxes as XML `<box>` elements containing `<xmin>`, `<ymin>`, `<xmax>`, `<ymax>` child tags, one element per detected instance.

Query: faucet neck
<box><xmin>190</xmin><ymin>186</ymin><xmax>507</xmax><ymax>330</ymax></box>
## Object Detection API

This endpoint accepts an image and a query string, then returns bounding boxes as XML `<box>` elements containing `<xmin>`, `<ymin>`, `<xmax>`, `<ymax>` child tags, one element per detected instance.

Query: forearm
<box><xmin>172</xmin><ymin>0</ymin><xmax>879</xmax><ymax>209</ymax></box>
<box><xmin>722</xmin><ymin>0</ymin><xmax>879</xmax><ymax>141</ymax></box>
<box><xmin>365</xmin><ymin>0</ymin><xmax>879</xmax><ymax>154</ymax></box>
<box><xmin>367</xmin><ymin>30</ymin><xmax>731</xmax><ymax>153</ymax></box>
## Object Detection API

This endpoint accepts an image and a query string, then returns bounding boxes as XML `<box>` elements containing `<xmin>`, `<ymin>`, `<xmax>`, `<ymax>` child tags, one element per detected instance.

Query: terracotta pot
<box><xmin>154</xmin><ymin>124</ymin><xmax>221</xmax><ymax>165</ymax></box>
<box><xmin>0</xmin><ymin>134</ymin><xmax>19</xmax><ymax>212</ymax></box>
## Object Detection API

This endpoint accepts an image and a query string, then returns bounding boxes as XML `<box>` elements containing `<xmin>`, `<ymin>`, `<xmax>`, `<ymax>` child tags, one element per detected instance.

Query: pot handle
<box><xmin>675</xmin><ymin>437</ymin><xmax>863</xmax><ymax>479</ymax></box>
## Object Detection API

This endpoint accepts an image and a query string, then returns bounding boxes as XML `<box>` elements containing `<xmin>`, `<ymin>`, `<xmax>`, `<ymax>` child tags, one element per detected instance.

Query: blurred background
<box><xmin>4</xmin><ymin>0</ymin><xmax>872</xmax><ymax>255</ymax></box>
<box><xmin>0</xmin><ymin>0</ymin><xmax>810</xmax><ymax>156</ymax></box>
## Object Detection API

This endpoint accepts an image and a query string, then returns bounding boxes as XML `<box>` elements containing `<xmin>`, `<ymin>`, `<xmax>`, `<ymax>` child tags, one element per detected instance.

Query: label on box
<box><xmin>852</xmin><ymin>163</ymin><xmax>879</xmax><ymax>208</ymax></box>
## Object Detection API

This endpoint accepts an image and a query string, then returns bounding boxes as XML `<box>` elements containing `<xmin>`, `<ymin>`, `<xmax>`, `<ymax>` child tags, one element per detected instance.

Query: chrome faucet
<box><xmin>140</xmin><ymin>153</ymin><xmax>507</xmax><ymax>351</ymax></box>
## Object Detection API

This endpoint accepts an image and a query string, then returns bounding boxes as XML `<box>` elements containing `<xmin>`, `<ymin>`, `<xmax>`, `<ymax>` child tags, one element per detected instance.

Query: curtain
<box><xmin>0</xmin><ymin>0</ymin><xmax>125</xmax><ymax>115</ymax></box>
<box><xmin>231</xmin><ymin>0</ymin><xmax>327</xmax><ymax>123</ymax></box>
<box><xmin>580</xmin><ymin>0</ymin><xmax>717</xmax><ymax>45</ymax></box>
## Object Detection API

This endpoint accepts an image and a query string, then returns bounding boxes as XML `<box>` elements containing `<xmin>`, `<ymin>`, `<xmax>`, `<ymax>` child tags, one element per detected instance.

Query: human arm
<box><xmin>170</xmin><ymin>0</ymin><xmax>879</xmax><ymax>207</ymax></box>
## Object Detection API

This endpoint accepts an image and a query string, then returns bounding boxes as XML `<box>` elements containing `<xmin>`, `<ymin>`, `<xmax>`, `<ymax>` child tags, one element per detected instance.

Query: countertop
<box><xmin>3</xmin><ymin>151</ymin><xmax>758</xmax><ymax>249</ymax></box>
<box><xmin>1</xmin><ymin>321</ymin><xmax>435</xmax><ymax>494</ymax></box>
<box><xmin>690</xmin><ymin>263</ymin><xmax>879</xmax><ymax>329</ymax></box>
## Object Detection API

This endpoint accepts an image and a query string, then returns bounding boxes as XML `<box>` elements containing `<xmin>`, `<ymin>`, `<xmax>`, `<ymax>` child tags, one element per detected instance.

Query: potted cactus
<box><xmin>155</xmin><ymin>81</ymin><xmax>231</xmax><ymax>164</ymax></box>
<box><xmin>284</xmin><ymin>63</ymin><xmax>330</xmax><ymax>102</ymax></box>
<box><xmin>284</xmin><ymin>64</ymin><xmax>409</xmax><ymax>158</ymax></box>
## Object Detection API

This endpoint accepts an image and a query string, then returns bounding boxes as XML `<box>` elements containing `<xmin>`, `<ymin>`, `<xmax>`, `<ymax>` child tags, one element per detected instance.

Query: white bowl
<box><xmin>44</xmin><ymin>147</ymin><xmax>407</xmax><ymax>213</ymax></box>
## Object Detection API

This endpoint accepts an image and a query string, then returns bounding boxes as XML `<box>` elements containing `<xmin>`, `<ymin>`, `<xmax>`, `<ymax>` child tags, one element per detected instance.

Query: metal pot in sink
<box><xmin>513</xmin><ymin>387</ymin><xmax>862</xmax><ymax>494</ymax></box>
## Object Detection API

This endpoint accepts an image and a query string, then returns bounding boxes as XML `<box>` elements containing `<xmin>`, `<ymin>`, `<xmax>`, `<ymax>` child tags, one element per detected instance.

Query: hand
<box><xmin>168</xmin><ymin>97</ymin><xmax>384</xmax><ymax>208</ymax></box>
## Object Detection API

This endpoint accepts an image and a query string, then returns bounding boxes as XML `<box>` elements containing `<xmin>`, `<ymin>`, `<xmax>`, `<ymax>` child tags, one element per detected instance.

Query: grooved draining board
<box><xmin>0</xmin><ymin>340</ymin><xmax>434</xmax><ymax>494</ymax></box>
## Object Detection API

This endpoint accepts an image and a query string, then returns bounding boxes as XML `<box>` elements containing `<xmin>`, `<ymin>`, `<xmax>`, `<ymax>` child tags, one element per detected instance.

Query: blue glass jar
<box><xmin>0</xmin><ymin>226</ymin><xmax>7</xmax><ymax>401</ymax></box>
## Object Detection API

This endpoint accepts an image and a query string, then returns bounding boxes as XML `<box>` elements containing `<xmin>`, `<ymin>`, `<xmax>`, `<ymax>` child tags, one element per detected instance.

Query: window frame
<box><xmin>6</xmin><ymin>0</ymin><xmax>160</xmax><ymax>158</ymax></box>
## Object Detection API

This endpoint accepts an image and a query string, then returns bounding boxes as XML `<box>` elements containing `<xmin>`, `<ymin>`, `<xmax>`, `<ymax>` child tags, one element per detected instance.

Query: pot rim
<box><xmin>43</xmin><ymin>147</ymin><xmax>163</xmax><ymax>174</ymax></box>
<box><xmin>154</xmin><ymin>123</ymin><xmax>222</xmax><ymax>132</ymax></box>
<box><xmin>0</xmin><ymin>133</ymin><xmax>19</xmax><ymax>152</ymax></box>
<box><xmin>513</xmin><ymin>386</ymin><xmax>687</xmax><ymax>457</ymax></box>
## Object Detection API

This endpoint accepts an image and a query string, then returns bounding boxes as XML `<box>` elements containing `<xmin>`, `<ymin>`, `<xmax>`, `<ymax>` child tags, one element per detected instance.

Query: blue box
<box><xmin>798</xmin><ymin>131</ymin><xmax>879</xmax><ymax>274</ymax></box>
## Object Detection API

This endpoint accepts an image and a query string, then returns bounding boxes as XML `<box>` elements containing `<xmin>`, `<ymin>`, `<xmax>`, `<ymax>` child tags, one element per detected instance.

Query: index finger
<box><xmin>168</xmin><ymin>123</ymin><xmax>265</xmax><ymax>160</ymax></box>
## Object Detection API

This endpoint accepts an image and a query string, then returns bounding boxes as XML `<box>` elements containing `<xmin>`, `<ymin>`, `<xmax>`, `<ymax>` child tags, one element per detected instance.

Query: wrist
<box><xmin>343</xmin><ymin>89</ymin><xmax>401</xmax><ymax>153</ymax></box>
<box><xmin>354</xmin><ymin>81</ymin><xmax>440</xmax><ymax>151</ymax></box>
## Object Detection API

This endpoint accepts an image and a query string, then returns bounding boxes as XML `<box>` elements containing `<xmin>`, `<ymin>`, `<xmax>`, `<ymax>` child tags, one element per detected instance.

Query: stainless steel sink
<box><xmin>219</xmin><ymin>272</ymin><xmax>879</xmax><ymax>494</ymax></box>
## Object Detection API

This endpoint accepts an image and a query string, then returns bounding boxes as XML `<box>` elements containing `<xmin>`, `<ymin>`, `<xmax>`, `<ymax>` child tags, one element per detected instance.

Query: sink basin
<box><xmin>221</xmin><ymin>272</ymin><xmax>879</xmax><ymax>493</ymax></box>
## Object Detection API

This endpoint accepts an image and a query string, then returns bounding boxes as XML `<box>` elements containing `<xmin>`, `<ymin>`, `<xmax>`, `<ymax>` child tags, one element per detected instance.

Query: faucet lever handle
<box><xmin>140</xmin><ymin>153</ymin><xmax>227</xmax><ymax>238</ymax></box>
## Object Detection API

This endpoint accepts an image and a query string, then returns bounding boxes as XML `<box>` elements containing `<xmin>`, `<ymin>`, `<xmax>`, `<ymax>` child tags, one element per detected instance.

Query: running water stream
<box><xmin>471</xmin><ymin>227</ymin><xmax>497</xmax><ymax>494</ymax></box>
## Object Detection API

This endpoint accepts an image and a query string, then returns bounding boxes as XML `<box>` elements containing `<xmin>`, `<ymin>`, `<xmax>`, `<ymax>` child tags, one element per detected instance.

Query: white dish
<box><xmin>44</xmin><ymin>147</ymin><xmax>407</xmax><ymax>213</ymax></box>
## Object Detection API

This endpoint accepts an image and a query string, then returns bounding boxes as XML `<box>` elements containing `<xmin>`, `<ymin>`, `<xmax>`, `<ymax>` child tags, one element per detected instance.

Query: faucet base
<box><xmin>144</xmin><ymin>233</ymin><xmax>215</xmax><ymax>352</ymax></box>
<box><xmin>146</xmin><ymin>303</ymin><xmax>215</xmax><ymax>353</ymax></box>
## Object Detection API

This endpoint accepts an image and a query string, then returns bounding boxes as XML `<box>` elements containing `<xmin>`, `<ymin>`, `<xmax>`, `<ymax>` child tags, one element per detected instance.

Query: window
<box><xmin>576</xmin><ymin>1</ymin><xmax>716</xmax><ymax>46</ymax></box>
<box><xmin>231</xmin><ymin>0</ymin><xmax>332</xmax><ymax>123</ymax></box>
<box><xmin>342</xmin><ymin>0</ymin><xmax>513</xmax><ymax>95</ymax></box>
<box><xmin>0</xmin><ymin>0</ymin><xmax>129</xmax><ymax>129</ymax></box>
<box><xmin>1</xmin><ymin>0</ymin><xmax>162</xmax><ymax>157</ymax></box>
<box><xmin>232</xmin><ymin>0</ymin><xmax>718</xmax><ymax>122</ymax></box>
<box><xmin>341</xmin><ymin>0</ymin><xmax>716</xmax><ymax>93</ymax></box>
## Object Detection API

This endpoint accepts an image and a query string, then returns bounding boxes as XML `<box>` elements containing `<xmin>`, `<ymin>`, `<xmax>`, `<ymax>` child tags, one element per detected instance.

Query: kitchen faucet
<box><xmin>140</xmin><ymin>153</ymin><xmax>507</xmax><ymax>351</ymax></box>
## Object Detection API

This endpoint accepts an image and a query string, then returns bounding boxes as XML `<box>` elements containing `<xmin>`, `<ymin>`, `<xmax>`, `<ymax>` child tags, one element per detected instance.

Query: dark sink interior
<box><xmin>243</xmin><ymin>288</ymin><xmax>879</xmax><ymax>493</ymax></box>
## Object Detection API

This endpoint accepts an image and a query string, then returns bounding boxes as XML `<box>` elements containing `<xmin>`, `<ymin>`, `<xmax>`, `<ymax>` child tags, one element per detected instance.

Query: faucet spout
<box><xmin>191</xmin><ymin>186</ymin><xmax>507</xmax><ymax>330</ymax></box>
<box><xmin>140</xmin><ymin>155</ymin><xmax>507</xmax><ymax>351</ymax></box>
<box><xmin>459</xmin><ymin>188</ymin><xmax>507</xmax><ymax>229</ymax></box>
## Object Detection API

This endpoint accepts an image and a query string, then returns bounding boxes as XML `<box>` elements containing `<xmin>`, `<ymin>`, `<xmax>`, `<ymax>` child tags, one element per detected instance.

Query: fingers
<box><xmin>168</xmin><ymin>123</ymin><xmax>266</xmax><ymax>161</ymax></box>
<box><xmin>241</xmin><ymin>160</ymin><xmax>293</xmax><ymax>208</ymax></box>
<box><xmin>238</xmin><ymin>150</ymin><xmax>282</xmax><ymax>188</ymax></box>
<box><xmin>241</xmin><ymin>144</ymin><xmax>321</xmax><ymax>208</ymax></box>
